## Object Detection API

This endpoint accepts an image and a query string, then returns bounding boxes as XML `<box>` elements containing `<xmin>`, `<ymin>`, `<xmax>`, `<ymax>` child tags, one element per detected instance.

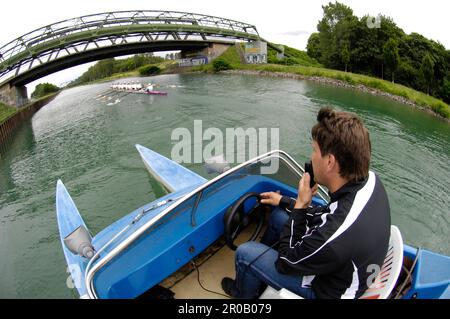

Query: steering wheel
<box><xmin>223</xmin><ymin>192</ymin><xmax>266</xmax><ymax>251</ymax></box>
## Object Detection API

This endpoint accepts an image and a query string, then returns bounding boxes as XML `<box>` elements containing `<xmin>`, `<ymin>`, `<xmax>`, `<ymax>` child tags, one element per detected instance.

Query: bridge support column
<box><xmin>180</xmin><ymin>43</ymin><xmax>233</xmax><ymax>64</ymax></box>
<box><xmin>0</xmin><ymin>83</ymin><xmax>28</xmax><ymax>108</ymax></box>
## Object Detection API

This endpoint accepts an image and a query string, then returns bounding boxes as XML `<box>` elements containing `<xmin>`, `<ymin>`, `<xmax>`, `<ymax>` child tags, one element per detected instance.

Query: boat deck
<box><xmin>160</xmin><ymin>224</ymin><xmax>265</xmax><ymax>299</ymax></box>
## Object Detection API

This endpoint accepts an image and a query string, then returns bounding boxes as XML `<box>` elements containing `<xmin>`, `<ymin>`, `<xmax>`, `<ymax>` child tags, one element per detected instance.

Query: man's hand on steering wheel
<box><xmin>259</xmin><ymin>191</ymin><xmax>282</xmax><ymax>206</ymax></box>
<box><xmin>224</xmin><ymin>192</ymin><xmax>267</xmax><ymax>250</ymax></box>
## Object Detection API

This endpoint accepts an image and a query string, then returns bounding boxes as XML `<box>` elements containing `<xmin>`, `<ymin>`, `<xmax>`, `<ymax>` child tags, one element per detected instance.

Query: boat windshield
<box><xmin>85</xmin><ymin>151</ymin><xmax>330</xmax><ymax>298</ymax></box>
<box><xmin>154</xmin><ymin>151</ymin><xmax>330</xmax><ymax>230</ymax></box>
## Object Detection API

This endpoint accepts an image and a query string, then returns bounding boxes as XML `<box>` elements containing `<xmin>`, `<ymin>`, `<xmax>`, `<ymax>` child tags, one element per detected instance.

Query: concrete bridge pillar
<box><xmin>180</xmin><ymin>43</ymin><xmax>233</xmax><ymax>63</ymax></box>
<box><xmin>0</xmin><ymin>83</ymin><xmax>28</xmax><ymax>108</ymax></box>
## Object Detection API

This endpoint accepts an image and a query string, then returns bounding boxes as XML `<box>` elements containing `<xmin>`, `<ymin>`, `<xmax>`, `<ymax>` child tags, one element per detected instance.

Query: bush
<box><xmin>139</xmin><ymin>65</ymin><xmax>161</xmax><ymax>76</ymax></box>
<box><xmin>367</xmin><ymin>80</ymin><xmax>383</xmax><ymax>90</ymax></box>
<box><xmin>31</xmin><ymin>83</ymin><xmax>59</xmax><ymax>98</ymax></box>
<box><xmin>343</xmin><ymin>75</ymin><xmax>356</xmax><ymax>85</ymax></box>
<box><xmin>212</xmin><ymin>59</ymin><xmax>232</xmax><ymax>72</ymax></box>
<box><xmin>431</xmin><ymin>102</ymin><xmax>450</xmax><ymax>118</ymax></box>
<box><xmin>397</xmin><ymin>90</ymin><xmax>409</xmax><ymax>98</ymax></box>
<box><xmin>282</xmin><ymin>57</ymin><xmax>298</xmax><ymax>66</ymax></box>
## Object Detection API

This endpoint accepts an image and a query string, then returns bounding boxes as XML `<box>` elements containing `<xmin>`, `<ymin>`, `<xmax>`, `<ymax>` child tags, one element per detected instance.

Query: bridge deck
<box><xmin>0</xmin><ymin>10</ymin><xmax>262</xmax><ymax>86</ymax></box>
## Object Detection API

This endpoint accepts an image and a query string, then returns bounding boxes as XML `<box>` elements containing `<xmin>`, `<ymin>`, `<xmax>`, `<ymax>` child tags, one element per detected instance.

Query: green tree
<box><xmin>306</xmin><ymin>33</ymin><xmax>321</xmax><ymax>60</ymax></box>
<box><xmin>138</xmin><ymin>65</ymin><xmax>161</xmax><ymax>76</ymax></box>
<box><xmin>383</xmin><ymin>38</ymin><xmax>400</xmax><ymax>83</ymax></box>
<box><xmin>31</xmin><ymin>83</ymin><xmax>60</xmax><ymax>98</ymax></box>
<box><xmin>68</xmin><ymin>54</ymin><xmax>164</xmax><ymax>86</ymax></box>
<box><xmin>316</xmin><ymin>1</ymin><xmax>357</xmax><ymax>67</ymax></box>
<box><xmin>358</xmin><ymin>15</ymin><xmax>403</xmax><ymax>78</ymax></box>
<box><xmin>97</xmin><ymin>59</ymin><xmax>115</xmax><ymax>78</ymax></box>
<box><xmin>307</xmin><ymin>2</ymin><xmax>450</xmax><ymax>103</ymax></box>
<box><xmin>420</xmin><ymin>53</ymin><xmax>435</xmax><ymax>95</ymax></box>
<box><xmin>441</xmin><ymin>77</ymin><xmax>450</xmax><ymax>102</ymax></box>
<box><xmin>341</xmin><ymin>44</ymin><xmax>350</xmax><ymax>72</ymax></box>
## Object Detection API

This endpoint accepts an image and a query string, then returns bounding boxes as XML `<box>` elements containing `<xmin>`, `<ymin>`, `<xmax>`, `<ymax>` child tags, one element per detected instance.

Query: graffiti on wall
<box><xmin>245</xmin><ymin>41</ymin><xmax>267</xmax><ymax>64</ymax></box>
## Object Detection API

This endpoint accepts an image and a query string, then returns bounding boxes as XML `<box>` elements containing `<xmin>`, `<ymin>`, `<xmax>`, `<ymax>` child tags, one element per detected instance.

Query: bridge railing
<box><xmin>0</xmin><ymin>10</ymin><xmax>259</xmax><ymax>70</ymax></box>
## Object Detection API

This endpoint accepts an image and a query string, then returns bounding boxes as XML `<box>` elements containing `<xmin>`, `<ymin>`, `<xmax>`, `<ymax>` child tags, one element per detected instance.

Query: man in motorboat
<box><xmin>221</xmin><ymin>107</ymin><xmax>391</xmax><ymax>299</ymax></box>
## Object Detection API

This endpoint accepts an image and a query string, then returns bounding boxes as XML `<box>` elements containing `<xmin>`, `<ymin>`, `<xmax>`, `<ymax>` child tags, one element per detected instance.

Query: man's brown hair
<box><xmin>311</xmin><ymin>107</ymin><xmax>371</xmax><ymax>182</ymax></box>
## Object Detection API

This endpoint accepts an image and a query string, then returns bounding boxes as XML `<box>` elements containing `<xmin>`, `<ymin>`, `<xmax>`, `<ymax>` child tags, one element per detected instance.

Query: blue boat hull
<box><xmin>56</xmin><ymin>148</ymin><xmax>450</xmax><ymax>299</ymax></box>
<box><xmin>56</xmin><ymin>180</ymin><xmax>91</xmax><ymax>298</ymax></box>
<box><xmin>402</xmin><ymin>244</ymin><xmax>450</xmax><ymax>299</ymax></box>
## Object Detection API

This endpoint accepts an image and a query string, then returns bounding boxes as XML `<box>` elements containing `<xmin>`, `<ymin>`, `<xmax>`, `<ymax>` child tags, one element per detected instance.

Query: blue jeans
<box><xmin>234</xmin><ymin>207</ymin><xmax>316</xmax><ymax>299</ymax></box>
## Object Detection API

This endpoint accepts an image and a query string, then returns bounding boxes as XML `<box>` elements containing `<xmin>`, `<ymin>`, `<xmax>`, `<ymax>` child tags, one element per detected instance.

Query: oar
<box><xmin>95</xmin><ymin>89</ymin><xmax>117</xmax><ymax>98</ymax></box>
<box><xmin>103</xmin><ymin>91</ymin><xmax>132</xmax><ymax>104</ymax></box>
<box><xmin>96</xmin><ymin>88</ymin><xmax>113</xmax><ymax>96</ymax></box>
<box><xmin>96</xmin><ymin>90</ymin><xmax>126</xmax><ymax>100</ymax></box>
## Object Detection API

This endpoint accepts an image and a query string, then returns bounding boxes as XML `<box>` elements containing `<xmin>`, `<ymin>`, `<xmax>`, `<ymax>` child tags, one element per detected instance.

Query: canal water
<box><xmin>0</xmin><ymin>74</ymin><xmax>449</xmax><ymax>298</ymax></box>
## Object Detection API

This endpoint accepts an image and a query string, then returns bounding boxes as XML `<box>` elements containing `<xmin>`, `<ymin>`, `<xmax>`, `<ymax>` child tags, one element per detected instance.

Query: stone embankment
<box><xmin>0</xmin><ymin>94</ymin><xmax>58</xmax><ymax>145</ymax></box>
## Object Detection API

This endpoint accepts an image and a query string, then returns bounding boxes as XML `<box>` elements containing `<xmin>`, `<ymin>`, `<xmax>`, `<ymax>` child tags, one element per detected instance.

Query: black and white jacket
<box><xmin>276</xmin><ymin>171</ymin><xmax>391</xmax><ymax>299</ymax></box>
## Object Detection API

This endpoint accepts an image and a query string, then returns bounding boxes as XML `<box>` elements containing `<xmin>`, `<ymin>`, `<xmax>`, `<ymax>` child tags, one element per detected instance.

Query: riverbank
<box><xmin>0</xmin><ymin>93</ymin><xmax>59</xmax><ymax>144</ymax></box>
<box><xmin>191</xmin><ymin>46</ymin><xmax>450</xmax><ymax>121</ymax></box>
<box><xmin>0</xmin><ymin>102</ymin><xmax>17</xmax><ymax>124</ymax></box>
<box><xmin>221</xmin><ymin>69</ymin><xmax>450</xmax><ymax>122</ymax></box>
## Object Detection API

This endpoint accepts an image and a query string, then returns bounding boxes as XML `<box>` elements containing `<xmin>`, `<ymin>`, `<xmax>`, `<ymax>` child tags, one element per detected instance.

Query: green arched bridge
<box><xmin>0</xmin><ymin>10</ymin><xmax>274</xmax><ymax>106</ymax></box>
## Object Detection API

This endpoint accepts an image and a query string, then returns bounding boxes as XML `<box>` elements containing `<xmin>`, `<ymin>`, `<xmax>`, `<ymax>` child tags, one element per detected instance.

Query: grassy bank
<box><xmin>0</xmin><ymin>102</ymin><xmax>18</xmax><ymax>124</ymax></box>
<box><xmin>193</xmin><ymin>46</ymin><xmax>450</xmax><ymax>120</ymax></box>
<box><xmin>0</xmin><ymin>92</ymin><xmax>60</xmax><ymax>125</ymax></box>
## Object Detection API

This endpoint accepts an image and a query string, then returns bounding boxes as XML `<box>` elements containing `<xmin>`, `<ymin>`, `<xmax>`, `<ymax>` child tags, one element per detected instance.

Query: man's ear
<box><xmin>327</xmin><ymin>153</ymin><xmax>337</xmax><ymax>172</ymax></box>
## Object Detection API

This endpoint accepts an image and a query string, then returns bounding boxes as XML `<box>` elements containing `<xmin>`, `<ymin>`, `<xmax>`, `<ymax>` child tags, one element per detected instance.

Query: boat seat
<box><xmin>259</xmin><ymin>286</ymin><xmax>304</xmax><ymax>299</ymax></box>
<box><xmin>259</xmin><ymin>225</ymin><xmax>403</xmax><ymax>299</ymax></box>
<box><xmin>359</xmin><ymin>225</ymin><xmax>403</xmax><ymax>299</ymax></box>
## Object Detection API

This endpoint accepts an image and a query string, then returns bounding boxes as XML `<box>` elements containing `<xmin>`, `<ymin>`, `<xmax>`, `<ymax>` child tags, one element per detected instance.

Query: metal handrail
<box><xmin>0</xmin><ymin>10</ymin><xmax>260</xmax><ymax>83</ymax></box>
<box><xmin>0</xmin><ymin>10</ymin><xmax>258</xmax><ymax>59</ymax></box>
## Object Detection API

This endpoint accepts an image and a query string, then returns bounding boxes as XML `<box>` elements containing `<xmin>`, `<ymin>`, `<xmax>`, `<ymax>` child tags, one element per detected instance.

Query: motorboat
<box><xmin>56</xmin><ymin>146</ymin><xmax>450</xmax><ymax>299</ymax></box>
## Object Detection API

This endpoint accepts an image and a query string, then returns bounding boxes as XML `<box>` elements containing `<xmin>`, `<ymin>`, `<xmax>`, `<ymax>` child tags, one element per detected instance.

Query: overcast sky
<box><xmin>1</xmin><ymin>0</ymin><xmax>448</xmax><ymax>95</ymax></box>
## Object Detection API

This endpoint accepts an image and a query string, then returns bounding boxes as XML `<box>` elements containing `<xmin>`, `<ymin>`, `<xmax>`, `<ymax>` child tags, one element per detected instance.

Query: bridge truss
<box><xmin>0</xmin><ymin>11</ymin><xmax>260</xmax><ymax>85</ymax></box>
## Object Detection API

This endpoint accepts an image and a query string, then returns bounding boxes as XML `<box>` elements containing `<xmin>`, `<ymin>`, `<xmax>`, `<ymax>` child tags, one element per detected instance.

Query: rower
<box><xmin>146</xmin><ymin>83</ymin><xmax>154</xmax><ymax>92</ymax></box>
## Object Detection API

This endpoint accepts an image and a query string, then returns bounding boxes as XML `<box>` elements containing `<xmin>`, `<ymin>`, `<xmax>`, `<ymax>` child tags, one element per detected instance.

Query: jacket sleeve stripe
<box><xmin>292</xmin><ymin>202</ymin><xmax>338</xmax><ymax>248</ymax></box>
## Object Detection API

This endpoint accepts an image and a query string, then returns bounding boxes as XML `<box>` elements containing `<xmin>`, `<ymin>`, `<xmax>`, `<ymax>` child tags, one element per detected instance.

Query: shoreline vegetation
<box><xmin>66</xmin><ymin>54</ymin><xmax>167</xmax><ymax>88</ymax></box>
<box><xmin>0</xmin><ymin>102</ymin><xmax>17</xmax><ymax>124</ymax></box>
<box><xmin>0</xmin><ymin>92</ymin><xmax>60</xmax><ymax>124</ymax></box>
<box><xmin>0</xmin><ymin>92</ymin><xmax>59</xmax><ymax>144</ymax></box>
